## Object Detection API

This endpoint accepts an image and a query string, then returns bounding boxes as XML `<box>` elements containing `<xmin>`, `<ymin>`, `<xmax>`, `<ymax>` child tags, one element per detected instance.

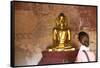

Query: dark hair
<box><xmin>78</xmin><ymin>31</ymin><xmax>89</xmax><ymax>47</ymax></box>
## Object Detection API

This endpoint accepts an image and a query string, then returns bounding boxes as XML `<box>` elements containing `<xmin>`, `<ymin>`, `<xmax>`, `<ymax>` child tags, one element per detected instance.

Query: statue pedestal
<box><xmin>39</xmin><ymin>50</ymin><xmax>79</xmax><ymax>65</ymax></box>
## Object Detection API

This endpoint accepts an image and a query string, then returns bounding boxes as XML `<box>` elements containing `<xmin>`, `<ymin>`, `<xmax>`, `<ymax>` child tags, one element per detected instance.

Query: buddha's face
<box><xmin>59</xmin><ymin>16</ymin><xmax>65</xmax><ymax>24</ymax></box>
<box><xmin>57</xmin><ymin>15</ymin><xmax>63</xmax><ymax>29</ymax></box>
<box><xmin>56</xmin><ymin>13</ymin><xmax>68</xmax><ymax>29</ymax></box>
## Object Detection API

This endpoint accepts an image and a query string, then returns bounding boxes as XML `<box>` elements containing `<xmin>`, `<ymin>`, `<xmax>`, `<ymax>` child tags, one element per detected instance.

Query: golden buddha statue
<box><xmin>48</xmin><ymin>13</ymin><xmax>75</xmax><ymax>51</ymax></box>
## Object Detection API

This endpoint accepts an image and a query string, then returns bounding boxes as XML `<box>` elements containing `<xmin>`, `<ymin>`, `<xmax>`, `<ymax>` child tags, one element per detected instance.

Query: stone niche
<box><xmin>13</xmin><ymin>2</ymin><xmax>97</xmax><ymax>66</ymax></box>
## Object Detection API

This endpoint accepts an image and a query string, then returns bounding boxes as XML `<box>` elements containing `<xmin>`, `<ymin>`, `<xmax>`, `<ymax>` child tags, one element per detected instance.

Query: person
<box><xmin>75</xmin><ymin>31</ymin><xmax>96</xmax><ymax>62</ymax></box>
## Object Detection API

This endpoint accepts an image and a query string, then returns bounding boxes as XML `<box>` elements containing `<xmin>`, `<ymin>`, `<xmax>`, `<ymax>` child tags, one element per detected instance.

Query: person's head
<box><xmin>78</xmin><ymin>32</ymin><xmax>89</xmax><ymax>47</ymax></box>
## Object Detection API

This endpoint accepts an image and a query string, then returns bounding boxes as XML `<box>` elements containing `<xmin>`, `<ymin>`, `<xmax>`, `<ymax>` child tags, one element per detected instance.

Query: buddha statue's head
<box><xmin>56</xmin><ymin>13</ymin><xmax>68</xmax><ymax>29</ymax></box>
